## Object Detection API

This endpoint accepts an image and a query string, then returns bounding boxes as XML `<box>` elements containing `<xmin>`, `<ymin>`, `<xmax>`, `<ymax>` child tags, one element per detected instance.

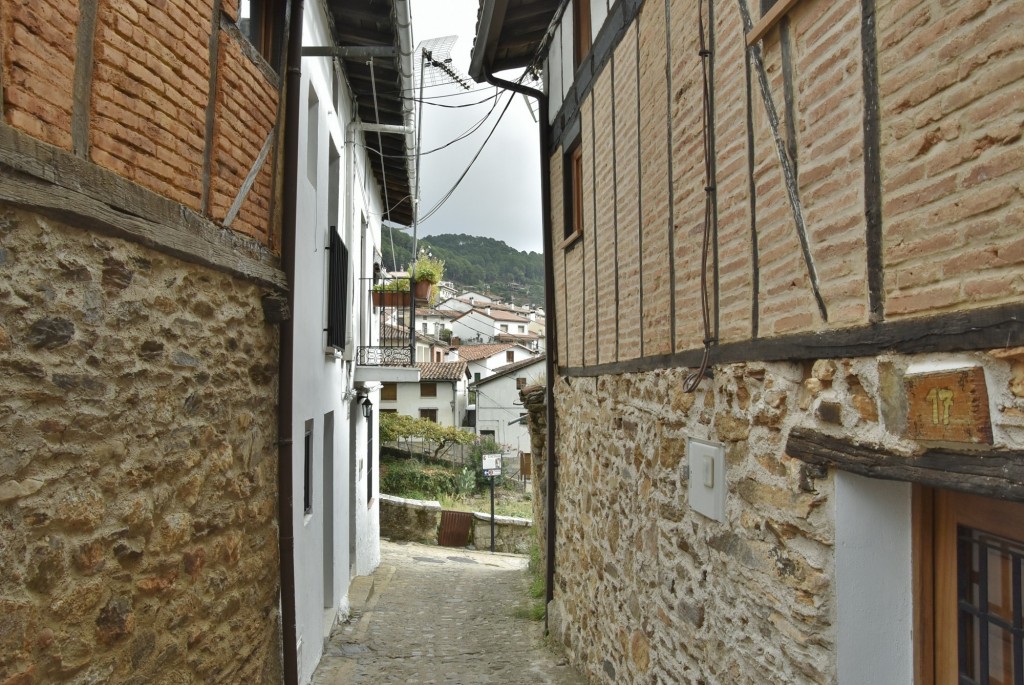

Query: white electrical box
<box><xmin>687</xmin><ymin>437</ymin><xmax>726</xmax><ymax>522</ymax></box>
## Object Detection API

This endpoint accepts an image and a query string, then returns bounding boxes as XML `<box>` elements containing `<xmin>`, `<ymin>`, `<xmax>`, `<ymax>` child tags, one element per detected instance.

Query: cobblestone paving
<box><xmin>312</xmin><ymin>540</ymin><xmax>589</xmax><ymax>685</ymax></box>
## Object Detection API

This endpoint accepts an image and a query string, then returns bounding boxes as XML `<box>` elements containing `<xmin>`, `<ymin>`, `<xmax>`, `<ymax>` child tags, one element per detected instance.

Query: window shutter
<box><xmin>326</xmin><ymin>226</ymin><xmax>348</xmax><ymax>351</ymax></box>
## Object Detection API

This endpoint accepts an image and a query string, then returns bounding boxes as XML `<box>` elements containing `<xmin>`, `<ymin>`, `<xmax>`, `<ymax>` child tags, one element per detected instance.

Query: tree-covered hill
<box><xmin>380</xmin><ymin>229</ymin><xmax>545</xmax><ymax>306</ymax></box>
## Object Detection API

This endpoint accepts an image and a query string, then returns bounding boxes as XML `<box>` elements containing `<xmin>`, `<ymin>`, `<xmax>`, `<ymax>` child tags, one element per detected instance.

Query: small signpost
<box><xmin>482</xmin><ymin>454</ymin><xmax>502</xmax><ymax>552</ymax></box>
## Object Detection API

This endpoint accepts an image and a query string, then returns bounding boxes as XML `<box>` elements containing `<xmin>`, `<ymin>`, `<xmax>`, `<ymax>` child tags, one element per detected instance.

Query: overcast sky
<box><xmin>408</xmin><ymin>0</ymin><xmax>544</xmax><ymax>255</ymax></box>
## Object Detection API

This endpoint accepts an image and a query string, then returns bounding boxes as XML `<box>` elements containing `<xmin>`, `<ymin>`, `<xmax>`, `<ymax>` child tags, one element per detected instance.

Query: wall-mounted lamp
<box><xmin>361</xmin><ymin>397</ymin><xmax>373</xmax><ymax>419</ymax></box>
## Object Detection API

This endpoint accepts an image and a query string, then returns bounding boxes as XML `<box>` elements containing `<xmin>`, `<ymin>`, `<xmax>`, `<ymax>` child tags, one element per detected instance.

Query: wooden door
<box><xmin>933</xmin><ymin>491</ymin><xmax>1024</xmax><ymax>685</ymax></box>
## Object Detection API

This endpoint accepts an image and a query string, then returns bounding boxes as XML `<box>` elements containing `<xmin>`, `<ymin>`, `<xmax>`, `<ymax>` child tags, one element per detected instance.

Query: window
<box><xmin>516</xmin><ymin>377</ymin><xmax>527</xmax><ymax>390</ymax></box>
<box><xmin>500</xmin><ymin>324</ymin><xmax>509</xmax><ymax>332</ymax></box>
<box><xmin>518</xmin><ymin>325</ymin><xmax>526</xmax><ymax>333</ymax></box>
<box><xmin>303</xmin><ymin>420</ymin><xmax>313</xmax><ymax>516</ymax></box>
<box><xmin>434</xmin><ymin>351</ymin><xmax>442</xmax><ymax>363</ymax></box>
<box><xmin>419</xmin><ymin>408</ymin><xmax>438</xmax><ymax>423</ymax></box>
<box><xmin>918</xmin><ymin>489</ymin><xmax>1024</xmax><ymax>683</ymax></box>
<box><xmin>506</xmin><ymin>351</ymin><xmax>515</xmax><ymax>363</ymax></box>
<box><xmin>238</xmin><ymin>0</ymin><xmax>285</xmax><ymax>67</ymax></box>
<box><xmin>422</xmin><ymin>322</ymin><xmax>428</xmax><ymax>334</ymax></box>
<box><xmin>474</xmin><ymin>372</ymin><xmax>481</xmax><ymax>383</ymax></box>
<box><xmin>573</xmin><ymin>0</ymin><xmax>591</xmax><ymax>69</ymax></box>
<box><xmin>325</xmin><ymin>226</ymin><xmax>348</xmax><ymax>351</ymax></box>
<box><xmin>381</xmin><ymin>383</ymin><xmax>397</xmax><ymax>401</ymax></box>
<box><xmin>420</xmin><ymin>382</ymin><xmax>437</xmax><ymax>398</ymax></box>
<box><xmin>563</xmin><ymin>139</ymin><xmax>584</xmax><ymax>244</ymax></box>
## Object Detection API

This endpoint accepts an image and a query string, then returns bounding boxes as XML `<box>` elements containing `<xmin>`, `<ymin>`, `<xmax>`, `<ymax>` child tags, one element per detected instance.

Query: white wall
<box><xmin>290</xmin><ymin>4</ymin><xmax>383</xmax><ymax>681</ymax></box>
<box><xmin>475</xmin><ymin>361</ymin><xmax>544</xmax><ymax>453</ymax></box>
<box><xmin>387</xmin><ymin>380</ymin><xmax>460</xmax><ymax>427</ymax></box>
<box><xmin>452</xmin><ymin>310</ymin><xmax>499</xmax><ymax>343</ymax></box>
<box><xmin>835</xmin><ymin>472</ymin><xmax>914</xmax><ymax>684</ymax></box>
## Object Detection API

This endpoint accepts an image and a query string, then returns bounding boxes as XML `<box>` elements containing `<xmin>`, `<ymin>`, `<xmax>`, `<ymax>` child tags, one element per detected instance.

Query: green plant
<box><xmin>372</xmin><ymin>277</ymin><xmax>410</xmax><ymax>292</ymax></box>
<box><xmin>457</xmin><ymin>466</ymin><xmax>477</xmax><ymax>497</ymax></box>
<box><xmin>411</xmin><ymin>255</ymin><xmax>444</xmax><ymax>284</ymax></box>
<box><xmin>379</xmin><ymin>458</ymin><xmax>460</xmax><ymax>498</ymax></box>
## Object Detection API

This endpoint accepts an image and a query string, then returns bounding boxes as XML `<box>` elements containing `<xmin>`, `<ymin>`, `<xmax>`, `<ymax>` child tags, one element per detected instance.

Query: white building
<box><xmin>456</xmin><ymin>342</ymin><xmax>540</xmax><ymax>385</ymax></box>
<box><xmin>379</xmin><ymin>361</ymin><xmax>472</xmax><ymax>428</ymax></box>
<box><xmin>473</xmin><ymin>356</ymin><xmax>546</xmax><ymax>455</ymax></box>
<box><xmin>287</xmin><ymin>1</ymin><xmax>414</xmax><ymax>682</ymax></box>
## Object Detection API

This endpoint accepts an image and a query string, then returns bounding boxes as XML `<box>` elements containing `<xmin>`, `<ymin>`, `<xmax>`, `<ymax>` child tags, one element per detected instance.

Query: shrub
<box><xmin>380</xmin><ymin>459</ymin><xmax>460</xmax><ymax>499</ymax></box>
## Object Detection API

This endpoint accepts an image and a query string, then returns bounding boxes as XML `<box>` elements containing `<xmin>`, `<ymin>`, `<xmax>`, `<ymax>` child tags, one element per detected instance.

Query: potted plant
<box><xmin>371</xmin><ymin>278</ymin><xmax>411</xmax><ymax>308</ymax></box>
<box><xmin>411</xmin><ymin>255</ymin><xmax>444</xmax><ymax>302</ymax></box>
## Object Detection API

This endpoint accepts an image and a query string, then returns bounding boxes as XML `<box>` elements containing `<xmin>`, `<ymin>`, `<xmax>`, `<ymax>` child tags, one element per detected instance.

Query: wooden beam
<box><xmin>746</xmin><ymin>0</ymin><xmax>802</xmax><ymax>47</ymax></box>
<box><xmin>785</xmin><ymin>427</ymin><xmax>1024</xmax><ymax>502</ymax></box>
<box><xmin>0</xmin><ymin>124</ymin><xmax>286</xmax><ymax>290</ymax></box>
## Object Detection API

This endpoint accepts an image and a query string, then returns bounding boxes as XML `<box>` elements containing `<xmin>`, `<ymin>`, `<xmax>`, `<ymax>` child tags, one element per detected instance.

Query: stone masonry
<box><xmin>0</xmin><ymin>209</ymin><xmax>282</xmax><ymax>683</ymax></box>
<box><xmin>543</xmin><ymin>351</ymin><xmax>1024</xmax><ymax>684</ymax></box>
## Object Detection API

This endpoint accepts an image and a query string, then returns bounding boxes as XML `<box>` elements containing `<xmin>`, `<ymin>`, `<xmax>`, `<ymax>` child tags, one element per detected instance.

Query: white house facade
<box><xmin>473</xmin><ymin>356</ymin><xmax>546</xmax><ymax>455</ymax></box>
<box><xmin>288</xmin><ymin>1</ymin><xmax>414</xmax><ymax>681</ymax></box>
<box><xmin>379</xmin><ymin>361</ymin><xmax>471</xmax><ymax>429</ymax></box>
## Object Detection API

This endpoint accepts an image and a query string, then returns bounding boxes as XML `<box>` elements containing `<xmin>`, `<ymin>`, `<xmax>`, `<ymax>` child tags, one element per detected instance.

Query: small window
<box><xmin>506</xmin><ymin>351</ymin><xmax>515</xmax><ymax>363</ymax></box>
<box><xmin>419</xmin><ymin>408</ymin><xmax>438</xmax><ymax>423</ymax></box>
<box><xmin>381</xmin><ymin>383</ymin><xmax>397</xmax><ymax>401</ymax></box>
<box><xmin>422</xmin><ymin>322</ymin><xmax>428</xmax><ymax>333</ymax></box>
<box><xmin>474</xmin><ymin>372</ymin><xmax>481</xmax><ymax>383</ymax></box>
<box><xmin>303</xmin><ymin>421</ymin><xmax>313</xmax><ymax>515</ymax></box>
<box><xmin>435</xmin><ymin>351</ymin><xmax>442</xmax><ymax>363</ymax></box>
<box><xmin>421</xmin><ymin>382</ymin><xmax>437</xmax><ymax>398</ymax></box>
<box><xmin>325</xmin><ymin>226</ymin><xmax>348</xmax><ymax>351</ymax></box>
<box><xmin>518</xmin><ymin>325</ymin><xmax>526</xmax><ymax>333</ymax></box>
<box><xmin>500</xmin><ymin>324</ymin><xmax>509</xmax><ymax>332</ymax></box>
<box><xmin>563</xmin><ymin>139</ymin><xmax>584</xmax><ymax>244</ymax></box>
<box><xmin>516</xmin><ymin>377</ymin><xmax>527</xmax><ymax>390</ymax></box>
<box><xmin>238</xmin><ymin>0</ymin><xmax>286</xmax><ymax>67</ymax></box>
<box><xmin>573</xmin><ymin>0</ymin><xmax>592</xmax><ymax>69</ymax></box>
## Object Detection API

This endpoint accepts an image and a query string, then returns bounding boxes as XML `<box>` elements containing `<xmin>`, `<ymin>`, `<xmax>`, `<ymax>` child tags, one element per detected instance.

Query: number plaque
<box><xmin>904</xmin><ymin>366</ymin><xmax>992</xmax><ymax>444</ymax></box>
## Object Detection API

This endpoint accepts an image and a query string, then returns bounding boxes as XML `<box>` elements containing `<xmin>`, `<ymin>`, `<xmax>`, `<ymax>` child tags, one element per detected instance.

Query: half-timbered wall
<box><xmin>538</xmin><ymin>0</ymin><xmax>1024</xmax><ymax>682</ymax></box>
<box><xmin>0</xmin><ymin>1</ymin><xmax>286</xmax><ymax>681</ymax></box>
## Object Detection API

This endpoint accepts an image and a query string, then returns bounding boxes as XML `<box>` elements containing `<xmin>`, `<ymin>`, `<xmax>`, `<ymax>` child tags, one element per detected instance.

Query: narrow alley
<box><xmin>312</xmin><ymin>541</ymin><xmax>588</xmax><ymax>685</ymax></box>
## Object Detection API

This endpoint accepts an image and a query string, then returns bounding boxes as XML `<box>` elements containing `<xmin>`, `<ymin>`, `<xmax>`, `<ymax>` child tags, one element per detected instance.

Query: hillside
<box><xmin>380</xmin><ymin>230</ymin><xmax>545</xmax><ymax>306</ymax></box>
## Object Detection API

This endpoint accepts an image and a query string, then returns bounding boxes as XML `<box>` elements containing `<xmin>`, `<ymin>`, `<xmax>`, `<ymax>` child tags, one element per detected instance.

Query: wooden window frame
<box><xmin>419</xmin><ymin>408</ymin><xmax>438</xmax><ymax>423</ymax></box>
<box><xmin>561</xmin><ymin>139</ymin><xmax>584</xmax><ymax>248</ymax></box>
<box><xmin>746</xmin><ymin>0</ymin><xmax>802</xmax><ymax>46</ymax></box>
<box><xmin>380</xmin><ymin>382</ymin><xmax>397</xmax><ymax>402</ymax></box>
<box><xmin>420</xmin><ymin>382</ymin><xmax>437</xmax><ymax>398</ymax></box>
<box><xmin>573</xmin><ymin>0</ymin><xmax>592</xmax><ymax>69</ymax></box>
<box><xmin>506</xmin><ymin>350</ymin><xmax>515</xmax><ymax>363</ymax></box>
<box><xmin>239</xmin><ymin>0</ymin><xmax>286</xmax><ymax>67</ymax></box>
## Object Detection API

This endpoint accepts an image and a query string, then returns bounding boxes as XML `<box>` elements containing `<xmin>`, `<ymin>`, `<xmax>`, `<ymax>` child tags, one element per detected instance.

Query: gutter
<box><xmin>278</xmin><ymin>0</ymin><xmax>304</xmax><ymax>683</ymax></box>
<box><xmin>477</xmin><ymin>65</ymin><xmax>558</xmax><ymax>632</ymax></box>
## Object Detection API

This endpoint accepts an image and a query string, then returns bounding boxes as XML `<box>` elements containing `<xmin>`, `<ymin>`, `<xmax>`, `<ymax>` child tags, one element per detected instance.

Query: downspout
<box><xmin>480</xmin><ymin>67</ymin><xmax>557</xmax><ymax>630</ymax></box>
<box><xmin>278</xmin><ymin>0</ymin><xmax>304</xmax><ymax>683</ymax></box>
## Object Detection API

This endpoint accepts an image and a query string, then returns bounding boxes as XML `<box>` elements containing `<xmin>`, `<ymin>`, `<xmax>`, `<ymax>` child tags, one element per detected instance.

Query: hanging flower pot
<box><xmin>372</xmin><ymin>290</ymin><xmax>410</xmax><ymax>308</ymax></box>
<box><xmin>413</xmin><ymin>279</ymin><xmax>432</xmax><ymax>301</ymax></box>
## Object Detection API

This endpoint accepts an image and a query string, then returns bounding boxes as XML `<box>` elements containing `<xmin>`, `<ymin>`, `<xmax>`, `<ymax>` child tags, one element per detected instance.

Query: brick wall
<box><xmin>210</xmin><ymin>34</ymin><xmax>279</xmax><ymax>244</ymax></box>
<box><xmin>1</xmin><ymin>0</ymin><xmax>79</xmax><ymax>150</ymax></box>
<box><xmin>879</xmin><ymin>0</ymin><xmax>1024</xmax><ymax>317</ymax></box>
<box><xmin>0</xmin><ymin>209</ymin><xmax>282</xmax><ymax>683</ymax></box>
<box><xmin>91</xmin><ymin>0</ymin><xmax>214</xmax><ymax>210</ymax></box>
<box><xmin>554</xmin><ymin>0</ymin><xmax>1023</xmax><ymax>367</ymax></box>
<box><xmin>592</xmin><ymin>67</ymin><xmax>617</xmax><ymax>364</ymax></box>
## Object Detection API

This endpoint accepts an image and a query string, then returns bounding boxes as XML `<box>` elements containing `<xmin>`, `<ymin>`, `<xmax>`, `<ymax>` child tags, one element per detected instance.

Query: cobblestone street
<box><xmin>312</xmin><ymin>540</ymin><xmax>589</xmax><ymax>685</ymax></box>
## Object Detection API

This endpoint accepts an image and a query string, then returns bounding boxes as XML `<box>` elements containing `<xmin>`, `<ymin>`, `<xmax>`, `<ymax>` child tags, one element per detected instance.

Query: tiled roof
<box><xmin>456</xmin><ymin>343</ymin><xmax>514</xmax><ymax>361</ymax></box>
<box><xmin>474</xmin><ymin>355</ymin><xmax>546</xmax><ymax>386</ymax></box>
<box><xmin>417</xmin><ymin>361</ymin><xmax>469</xmax><ymax>381</ymax></box>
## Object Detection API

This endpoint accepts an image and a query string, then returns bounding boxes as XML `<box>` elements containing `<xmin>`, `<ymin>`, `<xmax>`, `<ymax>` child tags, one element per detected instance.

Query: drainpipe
<box><xmin>278</xmin><ymin>0</ymin><xmax>304</xmax><ymax>683</ymax></box>
<box><xmin>480</xmin><ymin>67</ymin><xmax>557</xmax><ymax>631</ymax></box>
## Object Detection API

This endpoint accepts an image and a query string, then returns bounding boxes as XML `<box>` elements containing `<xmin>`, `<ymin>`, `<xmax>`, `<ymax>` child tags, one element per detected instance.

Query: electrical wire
<box><xmin>683</xmin><ymin>0</ymin><xmax>716</xmax><ymax>393</ymax></box>
<box><xmin>417</xmin><ymin>88</ymin><xmax>519</xmax><ymax>225</ymax></box>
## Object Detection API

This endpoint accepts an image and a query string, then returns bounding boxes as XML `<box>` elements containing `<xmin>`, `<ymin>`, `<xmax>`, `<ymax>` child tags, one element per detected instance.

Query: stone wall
<box><xmin>379</xmin><ymin>494</ymin><xmax>441</xmax><ymax>545</ymax></box>
<box><xmin>0</xmin><ymin>208</ymin><xmax>282</xmax><ymax>683</ymax></box>
<box><xmin>470</xmin><ymin>513</ymin><xmax>533</xmax><ymax>555</ymax></box>
<box><xmin>521</xmin><ymin>385</ymin><xmax>547</xmax><ymax>561</ymax></box>
<box><xmin>545</xmin><ymin>352</ymin><xmax>1024</xmax><ymax>684</ymax></box>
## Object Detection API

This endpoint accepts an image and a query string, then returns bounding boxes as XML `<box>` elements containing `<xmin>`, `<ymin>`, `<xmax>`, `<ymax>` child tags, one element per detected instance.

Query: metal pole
<box><xmin>489</xmin><ymin>475</ymin><xmax>496</xmax><ymax>552</ymax></box>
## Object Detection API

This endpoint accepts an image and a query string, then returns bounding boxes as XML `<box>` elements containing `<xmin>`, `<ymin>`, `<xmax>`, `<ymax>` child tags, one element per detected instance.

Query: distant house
<box><xmin>379</xmin><ymin>361</ymin><xmax>471</xmax><ymax>428</ymax></box>
<box><xmin>473</xmin><ymin>356</ymin><xmax>546</xmax><ymax>454</ymax></box>
<box><xmin>456</xmin><ymin>342</ymin><xmax>540</xmax><ymax>386</ymax></box>
<box><xmin>450</xmin><ymin>306</ymin><xmax>537</xmax><ymax>347</ymax></box>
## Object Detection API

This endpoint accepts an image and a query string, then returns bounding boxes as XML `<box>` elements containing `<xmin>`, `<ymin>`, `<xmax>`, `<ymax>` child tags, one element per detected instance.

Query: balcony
<box><xmin>355</xmin><ymin>277</ymin><xmax>421</xmax><ymax>384</ymax></box>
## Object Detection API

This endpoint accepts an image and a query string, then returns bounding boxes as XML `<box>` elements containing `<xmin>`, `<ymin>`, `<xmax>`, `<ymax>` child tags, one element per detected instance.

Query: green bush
<box><xmin>380</xmin><ymin>459</ymin><xmax>460</xmax><ymax>499</ymax></box>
